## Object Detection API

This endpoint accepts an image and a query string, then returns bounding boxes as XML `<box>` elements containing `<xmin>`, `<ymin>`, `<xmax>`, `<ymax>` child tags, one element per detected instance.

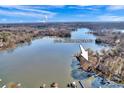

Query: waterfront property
<box><xmin>0</xmin><ymin>28</ymin><xmax>104</xmax><ymax>88</ymax></box>
<box><xmin>1</xmin><ymin>22</ymin><xmax>124</xmax><ymax>88</ymax></box>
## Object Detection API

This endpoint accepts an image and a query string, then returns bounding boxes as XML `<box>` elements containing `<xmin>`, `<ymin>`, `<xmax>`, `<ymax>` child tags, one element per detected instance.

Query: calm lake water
<box><xmin>0</xmin><ymin>28</ymin><xmax>105</xmax><ymax>88</ymax></box>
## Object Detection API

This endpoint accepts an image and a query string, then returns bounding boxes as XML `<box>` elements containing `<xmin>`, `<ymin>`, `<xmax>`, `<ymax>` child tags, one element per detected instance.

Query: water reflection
<box><xmin>71</xmin><ymin>59</ymin><xmax>95</xmax><ymax>80</ymax></box>
<box><xmin>71</xmin><ymin>57</ymin><xmax>124</xmax><ymax>88</ymax></box>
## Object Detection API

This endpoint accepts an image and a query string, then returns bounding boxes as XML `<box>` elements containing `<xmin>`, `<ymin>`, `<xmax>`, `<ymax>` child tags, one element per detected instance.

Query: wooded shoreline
<box><xmin>1</xmin><ymin>22</ymin><xmax>124</xmax><ymax>51</ymax></box>
<box><xmin>75</xmin><ymin>29</ymin><xmax>124</xmax><ymax>84</ymax></box>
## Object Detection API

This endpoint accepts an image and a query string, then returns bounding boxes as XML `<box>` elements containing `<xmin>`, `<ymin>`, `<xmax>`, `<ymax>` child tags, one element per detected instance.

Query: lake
<box><xmin>0</xmin><ymin>28</ymin><xmax>105</xmax><ymax>88</ymax></box>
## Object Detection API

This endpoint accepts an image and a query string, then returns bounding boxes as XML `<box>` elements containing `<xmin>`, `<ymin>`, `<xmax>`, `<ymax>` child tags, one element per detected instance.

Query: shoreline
<box><xmin>1</xmin><ymin>22</ymin><xmax>124</xmax><ymax>87</ymax></box>
<box><xmin>74</xmin><ymin>28</ymin><xmax>124</xmax><ymax>84</ymax></box>
<box><xmin>75</xmin><ymin>46</ymin><xmax>124</xmax><ymax>84</ymax></box>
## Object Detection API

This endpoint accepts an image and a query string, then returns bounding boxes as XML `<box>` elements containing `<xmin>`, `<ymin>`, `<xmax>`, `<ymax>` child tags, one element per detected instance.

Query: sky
<box><xmin>0</xmin><ymin>5</ymin><xmax>124</xmax><ymax>23</ymax></box>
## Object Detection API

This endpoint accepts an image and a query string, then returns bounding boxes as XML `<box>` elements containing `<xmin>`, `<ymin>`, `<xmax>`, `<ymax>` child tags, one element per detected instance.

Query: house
<box><xmin>115</xmin><ymin>39</ymin><xmax>120</xmax><ymax>44</ymax></box>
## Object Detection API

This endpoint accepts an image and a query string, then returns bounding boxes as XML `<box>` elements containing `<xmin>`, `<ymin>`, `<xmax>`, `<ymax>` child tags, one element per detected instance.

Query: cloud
<box><xmin>50</xmin><ymin>5</ymin><xmax>65</xmax><ymax>8</ymax></box>
<box><xmin>98</xmin><ymin>15</ymin><xmax>124</xmax><ymax>21</ymax></box>
<box><xmin>0</xmin><ymin>9</ymin><xmax>44</xmax><ymax>18</ymax></box>
<box><xmin>7</xmin><ymin>5</ymin><xmax>54</xmax><ymax>14</ymax></box>
<box><xmin>0</xmin><ymin>6</ymin><xmax>56</xmax><ymax>19</ymax></box>
<box><xmin>68</xmin><ymin>5</ymin><xmax>100</xmax><ymax>11</ymax></box>
<box><xmin>107</xmin><ymin>5</ymin><xmax>124</xmax><ymax>10</ymax></box>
